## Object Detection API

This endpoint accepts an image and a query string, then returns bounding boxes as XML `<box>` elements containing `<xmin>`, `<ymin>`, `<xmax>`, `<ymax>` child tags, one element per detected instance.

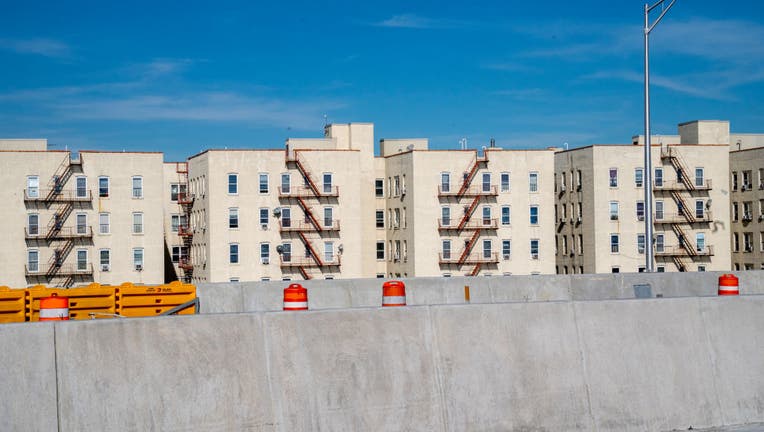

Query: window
<box><xmin>637</xmin><ymin>234</ymin><xmax>646</xmax><ymax>254</ymax></box>
<box><xmin>698</xmin><ymin>265</ymin><xmax>706</xmax><ymax>272</ymax></box>
<box><xmin>612</xmin><ymin>267</ymin><xmax>620</xmax><ymax>274</ymax></box>
<box><xmin>761</xmin><ymin>232</ymin><xmax>764</xmax><ymax>252</ymax></box>
<box><xmin>28</xmin><ymin>250</ymin><xmax>39</xmax><ymax>272</ymax></box>
<box><xmin>655</xmin><ymin>168</ymin><xmax>663</xmax><ymax>187</ymax></box>
<box><xmin>324</xmin><ymin>242</ymin><xmax>334</xmax><ymax>262</ymax></box>
<box><xmin>482</xmin><ymin>172</ymin><xmax>491</xmax><ymax>193</ymax></box>
<box><xmin>609</xmin><ymin>168</ymin><xmax>618</xmax><ymax>187</ymax></box>
<box><xmin>132</xmin><ymin>176</ymin><xmax>143</xmax><ymax>198</ymax></box>
<box><xmin>530</xmin><ymin>239</ymin><xmax>539</xmax><ymax>259</ymax></box>
<box><xmin>610</xmin><ymin>234</ymin><xmax>620</xmax><ymax>253</ymax></box>
<box><xmin>655</xmin><ymin>201</ymin><xmax>664</xmax><ymax>220</ymax></box>
<box><xmin>323</xmin><ymin>173</ymin><xmax>333</xmax><ymax>194</ymax></box>
<box><xmin>502</xmin><ymin>240</ymin><xmax>511</xmax><ymax>259</ymax></box>
<box><xmin>98</xmin><ymin>176</ymin><xmax>109</xmax><ymax>197</ymax></box>
<box><xmin>77</xmin><ymin>249</ymin><xmax>88</xmax><ymax>271</ymax></box>
<box><xmin>133</xmin><ymin>248</ymin><xmax>144</xmax><ymax>270</ymax></box>
<box><xmin>171</xmin><ymin>246</ymin><xmax>181</xmax><ymax>263</ymax></box>
<box><xmin>441</xmin><ymin>173</ymin><xmax>451</xmax><ymax>193</ymax></box>
<box><xmin>323</xmin><ymin>207</ymin><xmax>333</xmax><ymax>228</ymax></box>
<box><xmin>132</xmin><ymin>212</ymin><xmax>143</xmax><ymax>234</ymax></box>
<box><xmin>656</xmin><ymin>234</ymin><xmax>665</xmax><ymax>252</ymax></box>
<box><xmin>695</xmin><ymin>200</ymin><xmax>704</xmax><ymax>219</ymax></box>
<box><xmin>635</xmin><ymin>168</ymin><xmax>643</xmax><ymax>187</ymax></box>
<box><xmin>229</xmin><ymin>244</ymin><xmax>239</xmax><ymax>264</ymax></box>
<box><xmin>376</xmin><ymin>241</ymin><xmax>385</xmax><ymax>260</ymax></box>
<box><xmin>99</xmin><ymin>213</ymin><xmax>110</xmax><ymax>234</ymax></box>
<box><xmin>441</xmin><ymin>207</ymin><xmax>450</xmax><ymax>227</ymax></box>
<box><xmin>171</xmin><ymin>215</ymin><xmax>180</xmax><ymax>232</ymax></box>
<box><xmin>259</xmin><ymin>208</ymin><xmax>269</xmax><ymax>226</ymax></box>
<box><xmin>76</xmin><ymin>213</ymin><xmax>87</xmax><ymax>234</ymax></box>
<box><xmin>76</xmin><ymin>176</ymin><xmax>87</xmax><ymax>198</ymax></box>
<box><xmin>743</xmin><ymin>201</ymin><xmax>752</xmax><ymax>220</ymax></box>
<box><xmin>732</xmin><ymin>171</ymin><xmax>738</xmax><ymax>190</ymax></box>
<box><xmin>27</xmin><ymin>214</ymin><xmax>39</xmax><ymax>236</ymax></box>
<box><xmin>733</xmin><ymin>233</ymin><xmax>740</xmax><ymax>252</ymax></box>
<box><xmin>501</xmin><ymin>172</ymin><xmax>510</xmax><ymax>192</ymax></box>
<box><xmin>281</xmin><ymin>173</ymin><xmax>291</xmax><ymax>194</ymax></box>
<box><xmin>529</xmin><ymin>172</ymin><xmax>538</xmax><ymax>192</ymax></box>
<box><xmin>228</xmin><ymin>174</ymin><xmax>238</xmax><ymax>194</ymax></box>
<box><xmin>442</xmin><ymin>240</ymin><xmax>451</xmax><ymax>260</ymax></box>
<box><xmin>636</xmin><ymin>201</ymin><xmax>645</xmax><ymax>220</ymax></box>
<box><xmin>744</xmin><ymin>232</ymin><xmax>753</xmax><ymax>252</ymax></box>
<box><xmin>482</xmin><ymin>240</ymin><xmax>492</xmax><ymax>258</ymax></box>
<box><xmin>732</xmin><ymin>202</ymin><xmax>739</xmax><ymax>221</ymax></box>
<box><xmin>100</xmin><ymin>249</ymin><xmax>110</xmax><ymax>270</ymax></box>
<box><xmin>27</xmin><ymin>176</ymin><xmax>39</xmax><ymax>198</ymax></box>
<box><xmin>562</xmin><ymin>236</ymin><xmax>568</xmax><ymax>254</ymax></box>
<box><xmin>394</xmin><ymin>208</ymin><xmax>401</xmax><ymax>228</ymax></box>
<box><xmin>697</xmin><ymin>233</ymin><xmax>707</xmax><ymax>252</ymax></box>
<box><xmin>695</xmin><ymin>168</ymin><xmax>704</xmax><ymax>187</ymax></box>
<box><xmin>578</xmin><ymin>235</ymin><xmax>583</xmax><ymax>255</ymax></box>
<box><xmin>281</xmin><ymin>243</ymin><xmax>292</xmax><ymax>263</ymax></box>
<box><xmin>394</xmin><ymin>176</ymin><xmax>401</xmax><ymax>196</ymax></box>
<box><xmin>743</xmin><ymin>170</ymin><xmax>752</xmax><ymax>189</ymax></box>
<box><xmin>375</xmin><ymin>179</ymin><xmax>384</xmax><ymax>197</ymax></box>
<box><xmin>609</xmin><ymin>202</ymin><xmax>619</xmax><ymax>220</ymax></box>
<box><xmin>501</xmin><ymin>206</ymin><xmax>511</xmax><ymax>225</ymax></box>
<box><xmin>259</xmin><ymin>173</ymin><xmax>269</xmax><ymax>194</ymax></box>
<box><xmin>261</xmin><ymin>243</ymin><xmax>270</xmax><ymax>264</ymax></box>
<box><xmin>657</xmin><ymin>266</ymin><xmax>665</xmax><ymax>273</ymax></box>
<box><xmin>561</xmin><ymin>204</ymin><xmax>567</xmax><ymax>220</ymax></box>
<box><xmin>281</xmin><ymin>208</ymin><xmax>291</xmax><ymax>228</ymax></box>
<box><xmin>376</xmin><ymin>210</ymin><xmax>385</xmax><ymax>228</ymax></box>
<box><xmin>560</xmin><ymin>172</ymin><xmax>567</xmax><ymax>190</ymax></box>
<box><xmin>229</xmin><ymin>208</ymin><xmax>239</xmax><ymax>229</ymax></box>
<box><xmin>482</xmin><ymin>206</ymin><xmax>491</xmax><ymax>225</ymax></box>
<box><xmin>529</xmin><ymin>206</ymin><xmax>539</xmax><ymax>225</ymax></box>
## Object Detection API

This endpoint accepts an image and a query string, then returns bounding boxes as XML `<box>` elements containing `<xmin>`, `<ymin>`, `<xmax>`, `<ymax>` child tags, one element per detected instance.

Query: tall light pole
<box><xmin>644</xmin><ymin>0</ymin><xmax>676</xmax><ymax>272</ymax></box>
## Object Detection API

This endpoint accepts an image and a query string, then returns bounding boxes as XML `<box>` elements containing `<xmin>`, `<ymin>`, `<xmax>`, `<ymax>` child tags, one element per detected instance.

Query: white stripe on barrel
<box><xmin>39</xmin><ymin>307</ymin><xmax>69</xmax><ymax>319</ymax></box>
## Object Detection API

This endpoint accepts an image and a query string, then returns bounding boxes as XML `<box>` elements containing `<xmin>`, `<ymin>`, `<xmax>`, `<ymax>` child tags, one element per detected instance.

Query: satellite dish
<box><xmin>273</xmin><ymin>207</ymin><xmax>282</xmax><ymax>217</ymax></box>
<box><xmin>276</xmin><ymin>245</ymin><xmax>284</xmax><ymax>254</ymax></box>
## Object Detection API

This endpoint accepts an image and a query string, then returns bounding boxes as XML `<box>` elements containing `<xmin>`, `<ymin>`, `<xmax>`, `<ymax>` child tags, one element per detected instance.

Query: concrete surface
<box><xmin>0</xmin><ymin>295</ymin><xmax>762</xmax><ymax>431</ymax></box>
<box><xmin>197</xmin><ymin>271</ymin><xmax>764</xmax><ymax>314</ymax></box>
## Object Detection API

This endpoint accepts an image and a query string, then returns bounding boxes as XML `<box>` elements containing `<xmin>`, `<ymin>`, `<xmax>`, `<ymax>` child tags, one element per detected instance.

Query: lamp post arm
<box><xmin>647</xmin><ymin>0</ymin><xmax>676</xmax><ymax>33</ymax></box>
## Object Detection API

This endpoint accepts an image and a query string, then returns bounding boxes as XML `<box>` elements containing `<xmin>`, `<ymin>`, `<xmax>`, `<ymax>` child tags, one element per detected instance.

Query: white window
<box><xmin>228</xmin><ymin>174</ymin><xmax>238</xmax><ymax>195</ymax></box>
<box><xmin>376</xmin><ymin>241</ymin><xmax>385</xmax><ymax>260</ymax></box>
<box><xmin>394</xmin><ymin>176</ymin><xmax>401</xmax><ymax>196</ymax></box>
<box><xmin>77</xmin><ymin>249</ymin><xmax>88</xmax><ymax>271</ymax></box>
<box><xmin>259</xmin><ymin>208</ymin><xmax>269</xmax><ymax>227</ymax></box>
<box><xmin>530</xmin><ymin>239</ymin><xmax>539</xmax><ymax>259</ymax></box>
<box><xmin>635</xmin><ymin>168</ymin><xmax>643</xmax><ymax>187</ymax></box>
<box><xmin>441</xmin><ymin>173</ymin><xmax>451</xmax><ymax>193</ymax></box>
<box><xmin>281</xmin><ymin>243</ymin><xmax>292</xmax><ymax>262</ymax></box>
<box><xmin>502</xmin><ymin>240</ymin><xmax>511</xmax><ymax>259</ymax></box>
<box><xmin>655</xmin><ymin>234</ymin><xmax>665</xmax><ymax>253</ymax></box>
<box><xmin>695</xmin><ymin>200</ymin><xmax>704</xmax><ymax>219</ymax></box>
<box><xmin>501</xmin><ymin>206</ymin><xmax>511</xmax><ymax>225</ymax></box>
<box><xmin>529</xmin><ymin>206</ymin><xmax>539</xmax><ymax>225</ymax></box>
<box><xmin>28</xmin><ymin>250</ymin><xmax>39</xmax><ymax>272</ymax></box>
<box><xmin>27</xmin><ymin>176</ymin><xmax>39</xmax><ymax>198</ymax></box>
<box><xmin>636</xmin><ymin>201</ymin><xmax>645</xmax><ymax>220</ymax></box>
<box><xmin>610</xmin><ymin>234</ymin><xmax>620</xmax><ymax>253</ymax></box>
<box><xmin>637</xmin><ymin>234</ymin><xmax>646</xmax><ymax>254</ymax></box>
<box><xmin>132</xmin><ymin>212</ymin><xmax>143</xmax><ymax>234</ymax></box>
<box><xmin>394</xmin><ymin>208</ymin><xmax>400</xmax><ymax>228</ymax></box>
<box><xmin>501</xmin><ymin>172</ymin><xmax>510</xmax><ymax>192</ymax></box>
<box><xmin>655</xmin><ymin>201</ymin><xmax>664</xmax><ymax>220</ymax></box>
<box><xmin>132</xmin><ymin>176</ymin><xmax>143</xmax><ymax>198</ymax></box>
<box><xmin>441</xmin><ymin>207</ymin><xmax>451</xmax><ymax>226</ymax></box>
<box><xmin>261</xmin><ymin>243</ymin><xmax>270</xmax><ymax>264</ymax></box>
<box><xmin>324</xmin><ymin>242</ymin><xmax>334</xmax><ymax>262</ymax></box>
<box><xmin>100</xmin><ymin>249</ymin><xmax>110</xmax><ymax>271</ymax></box>
<box><xmin>655</xmin><ymin>168</ymin><xmax>664</xmax><ymax>187</ymax></box>
<box><xmin>323</xmin><ymin>173</ymin><xmax>333</xmax><ymax>194</ymax></box>
<box><xmin>171</xmin><ymin>215</ymin><xmax>180</xmax><ymax>232</ymax></box>
<box><xmin>99</xmin><ymin>213</ymin><xmax>110</xmax><ymax>234</ymax></box>
<box><xmin>696</xmin><ymin>233</ymin><xmax>706</xmax><ymax>252</ymax></box>
<box><xmin>281</xmin><ymin>173</ymin><xmax>291</xmax><ymax>194</ymax></box>
<box><xmin>442</xmin><ymin>240</ymin><xmax>451</xmax><ymax>260</ymax></box>
<box><xmin>282</xmin><ymin>208</ymin><xmax>292</xmax><ymax>228</ymax></box>
<box><xmin>133</xmin><ymin>248</ymin><xmax>144</xmax><ymax>270</ymax></box>
<box><xmin>229</xmin><ymin>208</ymin><xmax>239</xmax><ymax>228</ymax></box>
<box><xmin>259</xmin><ymin>173</ymin><xmax>269</xmax><ymax>194</ymax></box>
<box><xmin>695</xmin><ymin>168</ymin><xmax>704</xmax><ymax>187</ymax></box>
<box><xmin>609</xmin><ymin>168</ymin><xmax>618</xmax><ymax>187</ymax></box>
<box><xmin>529</xmin><ymin>172</ymin><xmax>538</xmax><ymax>192</ymax></box>
<box><xmin>229</xmin><ymin>244</ymin><xmax>239</xmax><ymax>264</ymax></box>
<box><xmin>482</xmin><ymin>239</ymin><xmax>492</xmax><ymax>258</ymax></box>
<box><xmin>27</xmin><ymin>214</ymin><xmax>39</xmax><ymax>236</ymax></box>
<box><xmin>76</xmin><ymin>213</ymin><xmax>87</xmax><ymax>234</ymax></box>
<box><xmin>376</xmin><ymin>210</ymin><xmax>385</xmax><ymax>228</ymax></box>
<box><xmin>323</xmin><ymin>207</ymin><xmax>333</xmax><ymax>228</ymax></box>
<box><xmin>482</xmin><ymin>206</ymin><xmax>492</xmax><ymax>225</ymax></box>
<box><xmin>98</xmin><ymin>176</ymin><xmax>109</xmax><ymax>197</ymax></box>
<box><xmin>482</xmin><ymin>172</ymin><xmax>491</xmax><ymax>193</ymax></box>
<box><xmin>609</xmin><ymin>202</ymin><xmax>619</xmax><ymax>220</ymax></box>
<box><xmin>76</xmin><ymin>176</ymin><xmax>87</xmax><ymax>198</ymax></box>
<box><xmin>375</xmin><ymin>179</ymin><xmax>384</xmax><ymax>197</ymax></box>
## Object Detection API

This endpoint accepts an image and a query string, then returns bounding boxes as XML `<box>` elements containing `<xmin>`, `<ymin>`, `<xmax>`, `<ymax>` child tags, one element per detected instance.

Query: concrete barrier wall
<box><xmin>1</xmin><ymin>296</ymin><xmax>763</xmax><ymax>431</ymax></box>
<box><xmin>197</xmin><ymin>270</ymin><xmax>764</xmax><ymax>314</ymax></box>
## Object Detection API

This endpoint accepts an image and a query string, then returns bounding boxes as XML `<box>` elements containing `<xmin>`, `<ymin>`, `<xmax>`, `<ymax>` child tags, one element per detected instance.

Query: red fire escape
<box><xmin>24</xmin><ymin>154</ymin><xmax>93</xmax><ymax>287</ymax></box>
<box><xmin>437</xmin><ymin>152</ymin><xmax>498</xmax><ymax>276</ymax></box>
<box><xmin>280</xmin><ymin>149</ymin><xmax>341</xmax><ymax>279</ymax></box>
<box><xmin>176</xmin><ymin>162</ymin><xmax>194</xmax><ymax>282</ymax></box>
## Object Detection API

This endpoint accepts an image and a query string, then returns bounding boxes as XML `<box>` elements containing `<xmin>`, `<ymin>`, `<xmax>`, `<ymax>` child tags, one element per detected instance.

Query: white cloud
<box><xmin>0</xmin><ymin>38</ymin><xmax>71</xmax><ymax>58</ymax></box>
<box><xmin>373</xmin><ymin>14</ymin><xmax>469</xmax><ymax>29</ymax></box>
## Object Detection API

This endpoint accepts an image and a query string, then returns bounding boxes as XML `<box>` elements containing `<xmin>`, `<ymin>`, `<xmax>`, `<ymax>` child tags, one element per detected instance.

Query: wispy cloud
<box><xmin>373</xmin><ymin>13</ymin><xmax>470</xmax><ymax>29</ymax></box>
<box><xmin>491</xmin><ymin>88</ymin><xmax>547</xmax><ymax>100</ymax></box>
<box><xmin>0</xmin><ymin>38</ymin><xmax>71</xmax><ymax>58</ymax></box>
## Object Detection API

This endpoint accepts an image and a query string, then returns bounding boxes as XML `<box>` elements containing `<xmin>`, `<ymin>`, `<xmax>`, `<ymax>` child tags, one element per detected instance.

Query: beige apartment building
<box><xmin>0</xmin><ymin>139</ymin><xmax>164</xmax><ymax>287</ymax></box>
<box><xmin>729</xmin><ymin>138</ymin><xmax>764</xmax><ymax>270</ymax></box>
<box><xmin>555</xmin><ymin>121</ymin><xmax>732</xmax><ymax>274</ymax></box>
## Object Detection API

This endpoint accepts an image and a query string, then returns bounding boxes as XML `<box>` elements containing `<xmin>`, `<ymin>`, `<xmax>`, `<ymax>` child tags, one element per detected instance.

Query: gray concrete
<box><xmin>198</xmin><ymin>271</ymin><xmax>764</xmax><ymax>314</ymax></box>
<box><xmin>2</xmin><ymin>295</ymin><xmax>763</xmax><ymax>431</ymax></box>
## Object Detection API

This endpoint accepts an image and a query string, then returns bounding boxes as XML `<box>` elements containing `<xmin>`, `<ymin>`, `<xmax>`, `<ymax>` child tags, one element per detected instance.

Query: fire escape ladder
<box><xmin>176</xmin><ymin>162</ymin><xmax>194</xmax><ymax>282</ymax></box>
<box><xmin>457</xmin><ymin>195</ymin><xmax>481</xmax><ymax>231</ymax></box>
<box><xmin>670</xmin><ymin>191</ymin><xmax>696</xmax><ymax>223</ymax></box>
<box><xmin>288</xmin><ymin>152</ymin><xmax>322</xmax><ymax>197</ymax></box>
<box><xmin>298</xmin><ymin>231</ymin><xmax>324</xmax><ymax>267</ymax></box>
<box><xmin>46</xmin><ymin>239</ymin><xmax>74</xmax><ymax>277</ymax></box>
<box><xmin>61</xmin><ymin>275</ymin><xmax>75</xmax><ymax>289</ymax></box>
<box><xmin>46</xmin><ymin>203</ymin><xmax>73</xmax><ymax>240</ymax></box>
<box><xmin>297</xmin><ymin>197</ymin><xmax>322</xmax><ymax>231</ymax></box>
<box><xmin>469</xmin><ymin>263</ymin><xmax>482</xmax><ymax>276</ymax></box>
<box><xmin>672</xmin><ymin>256</ymin><xmax>687</xmax><ymax>272</ymax></box>
<box><xmin>671</xmin><ymin>223</ymin><xmax>697</xmax><ymax>256</ymax></box>
<box><xmin>458</xmin><ymin>229</ymin><xmax>482</xmax><ymax>265</ymax></box>
<box><xmin>457</xmin><ymin>154</ymin><xmax>488</xmax><ymax>197</ymax></box>
<box><xmin>663</xmin><ymin>147</ymin><xmax>696</xmax><ymax>191</ymax></box>
<box><xmin>45</xmin><ymin>155</ymin><xmax>77</xmax><ymax>201</ymax></box>
<box><xmin>299</xmin><ymin>266</ymin><xmax>312</xmax><ymax>280</ymax></box>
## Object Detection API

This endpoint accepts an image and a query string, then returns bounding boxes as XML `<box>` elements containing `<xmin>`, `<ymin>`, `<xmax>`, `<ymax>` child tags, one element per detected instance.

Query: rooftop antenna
<box><xmin>490</xmin><ymin>138</ymin><xmax>496</xmax><ymax>147</ymax></box>
<box><xmin>323</xmin><ymin>114</ymin><xmax>328</xmax><ymax>127</ymax></box>
<box><xmin>459</xmin><ymin>138</ymin><xmax>467</xmax><ymax>150</ymax></box>
<box><xmin>564</xmin><ymin>142</ymin><xmax>569</xmax><ymax>151</ymax></box>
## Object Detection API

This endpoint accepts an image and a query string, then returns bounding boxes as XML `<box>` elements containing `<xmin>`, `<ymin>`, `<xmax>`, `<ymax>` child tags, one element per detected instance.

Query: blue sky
<box><xmin>1</xmin><ymin>1</ymin><xmax>763</xmax><ymax>161</ymax></box>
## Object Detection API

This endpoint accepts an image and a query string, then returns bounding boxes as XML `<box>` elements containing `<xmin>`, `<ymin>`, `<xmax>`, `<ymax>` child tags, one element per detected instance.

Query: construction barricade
<box><xmin>28</xmin><ymin>283</ymin><xmax>116</xmax><ymax>321</ymax></box>
<box><xmin>0</xmin><ymin>286</ymin><xmax>27</xmax><ymax>323</ymax></box>
<box><xmin>116</xmin><ymin>281</ymin><xmax>197</xmax><ymax>317</ymax></box>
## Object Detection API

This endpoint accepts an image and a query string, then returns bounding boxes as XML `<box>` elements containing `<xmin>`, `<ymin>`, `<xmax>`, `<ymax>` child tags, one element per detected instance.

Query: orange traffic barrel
<box><xmin>718</xmin><ymin>274</ymin><xmax>739</xmax><ymax>296</ymax></box>
<box><xmin>382</xmin><ymin>280</ymin><xmax>406</xmax><ymax>307</ymax></box>
<box><xmin>39</xmin><ymin>293</ymin><xmax>70</xmax><ymax>321</ymax></box>
<box><xmin>283</xmin><ymin>283</ymin><xmax>308</xmax><ymax>311</ymax></box>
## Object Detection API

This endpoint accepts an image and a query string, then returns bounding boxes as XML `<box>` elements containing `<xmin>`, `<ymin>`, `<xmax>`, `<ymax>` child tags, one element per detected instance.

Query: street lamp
<box><xmin>643</xmin><ymin>0</ymin><xmax>676</xmax><ymax>272</ymax></box>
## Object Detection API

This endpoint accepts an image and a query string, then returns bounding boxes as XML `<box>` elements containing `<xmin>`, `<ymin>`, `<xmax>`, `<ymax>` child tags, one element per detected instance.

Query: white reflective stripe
<box><xmin>382</xmin><ymin>296</ymin><xmax>406</xmax><ymax>305</ymax></box>
<box><xmin>719</xmin><ymin>287</ymin><xmax>739</xmax><ymax>292</ymax></box>
<box><xmin>39</xmin><ymin>308</ymin><xmax>68</xmax><ymax>318</ymax></box>
<box><xmin>283</xmin><ymin>301</ymin><xmax>308</xmax><ymax>308</ymax></box>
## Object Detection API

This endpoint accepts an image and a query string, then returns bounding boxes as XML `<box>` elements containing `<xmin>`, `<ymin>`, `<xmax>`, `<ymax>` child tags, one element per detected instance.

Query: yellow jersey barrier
<box><xmin>0</xmin><ymin>281</ymin><xmax>196</xmax><ymax>324</ymax></box>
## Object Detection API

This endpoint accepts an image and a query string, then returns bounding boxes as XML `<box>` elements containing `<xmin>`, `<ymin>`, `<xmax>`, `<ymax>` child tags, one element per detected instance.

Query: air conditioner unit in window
<box><xmin>570</xmin><ymin>217</ymin><xmax>575</xmax><ymax>223</ymax></box>
<box><xmin>610</xmin><ymin>215</ymin><xmax>619</xmax><ymax>220</ymax></box>
<box><xmin>262</xmin><ymin>258</ymin><xmax>269</xmax><ymax>265</ymax></box>
<box><xmin>135</xmin><ymin>265</ymin><xmax>143</xmax><ymax>271</ymax></box>
<box><xmin>559</xmin><ymin>217</ymin><xmax>565</xmax><ymax>223</ymax></box>
<box><xmin>760</xmin><ymin>183</ymin><xmax>764</xmax><ymax>190</ymax></box>
<box><xmin>401</xmin><ymin>187</ymin><xmax>406</xmax><ymax>196</ymax></box>
<box><xmin>503</xmin><ymin>254</ymin><xmax>510</xmax><ymax>260</ymax></box>
<box><xmin>745</xmin><ymin>246</ymin><xmax>753</xmax><ymax>252</ymax></box>
<box><xmin>261</xmin><ymin>224</ymin><xmax>268</xmax><ymax>230</ymax></box>
<box><xmin>576</xmin><ymin>184</ymin><xmax>582</xmax><ymax>191</ymax></box>
<box><xmin>759</xmin><ymin>215</ymin><xmax>764</xmax><ymax>222</ymax></box>
<box><xmin>638</xmin><ymin>215</ymin><xmax>645</xmax><ymax>221</ymax></box>
<box><xmin>394</xmin><ymin>253</ymin><xmax>400</xmax><ymax>262</ymax></box>
<box><xmin>560</xmin><ymin>185</ymin><xmax>566</xmax><ymax>192</ymax></box>
<box><xmin>743</xmin><ymin>213</ymin><xmax>752</xmax><ymax>221</ymax></box>
<box><xmin>531</xmin><ymin>254</ymin><xmax>539</xmax><ymax>260</ymax></box>
<box><xmin>101</xmin><ymin>264</ymin><xmax>110</xmax><ymax>272</ymax></box>
<box><xmin>577</xmin><ymin>216</ymin><xmax>582</xmax><ymax>223</ymax></box>
<box><xmin>742</xmin><ymin>185</ymin><xmax>748</xmax><ymax>191</ymax></box>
